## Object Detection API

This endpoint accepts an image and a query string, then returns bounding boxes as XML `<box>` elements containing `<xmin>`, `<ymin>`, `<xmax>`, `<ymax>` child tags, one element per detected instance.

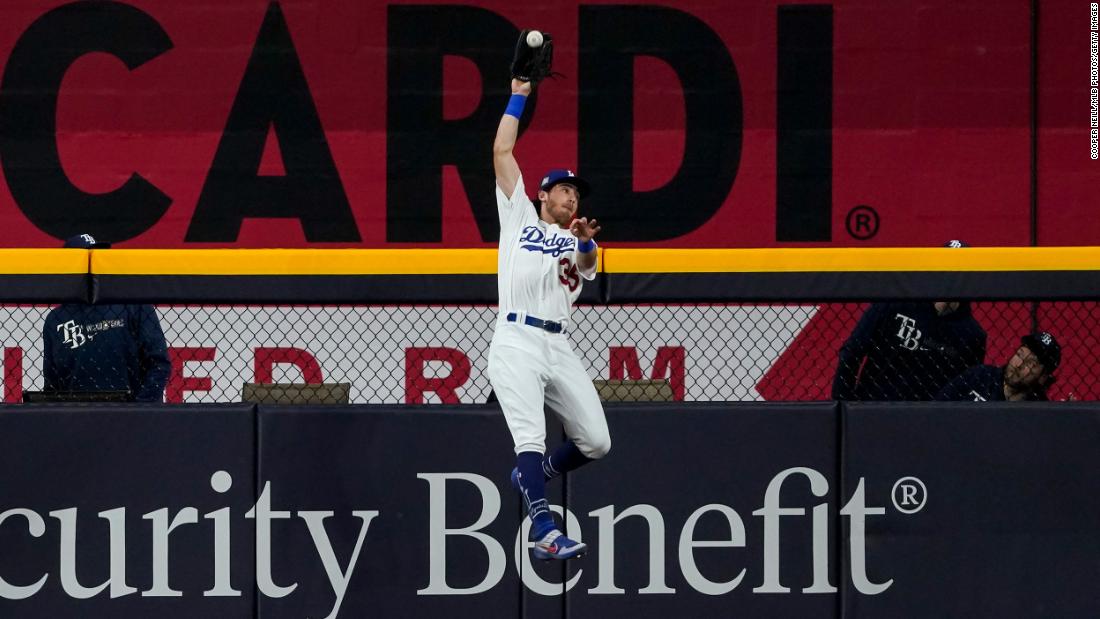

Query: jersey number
<box><xmin>558</xmin><ymin>259</ymin><xmax>579</xmax><ymax>292</ymax></box>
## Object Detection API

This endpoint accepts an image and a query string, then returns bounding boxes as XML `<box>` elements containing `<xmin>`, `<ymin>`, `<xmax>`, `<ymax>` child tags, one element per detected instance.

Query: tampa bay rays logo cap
<box><xmin>1021</xmin><ymin>331</ymin><xmax>1061</xmax><ymax>373</ymax></box>
<box><xmin>540</xmin><ymin>168</ymin><xmax>592</xmax><ymax>198</ymax></box>
<box><xmin>63</xmin><ymin>233</ymin><xmax>111</xmax><ymax>249</ymax></box>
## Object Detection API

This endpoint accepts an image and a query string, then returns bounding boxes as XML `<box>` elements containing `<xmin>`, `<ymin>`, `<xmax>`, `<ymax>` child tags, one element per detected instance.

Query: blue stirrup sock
<box><xmin>515</xmin><ymin>451</ymin><xmax>555</xmax><ymax>538</ymax></box>
<box><xmin>543</xmin><ymin>441</ymin><xmax>595</xmax><ymax>481</ymax></box>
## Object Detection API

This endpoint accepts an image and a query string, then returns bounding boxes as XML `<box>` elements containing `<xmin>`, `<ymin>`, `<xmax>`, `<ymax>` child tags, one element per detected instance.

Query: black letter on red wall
<box><xmin>0</xmin><ymin>1</ymin><xmax>173</xmax><ymax>243</ymax></box>
<box><xmin>579</xmin><ymin>6</ymin><xmax>742</xmax><ymax>241</ymax></box>
<box><xmin>386</xmin><ymin>6</ymin><xmax>529</xmax><ymax>242</ymax></box>
<box><xmin>186</xmin><ymin>2</ymin><xmax>359</xmax><ymax>242</ymax></box>
<box><xmin>776</xmin><ymin>5</ymin><xmax>832</xmax><ymax>242</ymax></box>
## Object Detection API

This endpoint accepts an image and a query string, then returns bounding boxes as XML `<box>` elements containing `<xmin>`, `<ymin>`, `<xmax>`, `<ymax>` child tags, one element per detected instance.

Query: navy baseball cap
<box><xmin>1021</xmin><ymin>331</ymin><xmax>1061</xmax><ymax>373</ymax></box>
<box><xmin>63</xmin><ymin>233</ymin><xmax>111</xmax><ymax>249</ymax></box>
<box><xmin>943</xmin><ymin>239</ymin><xmax>969</xmax><ymax>248</ymax></box>
<box><xmin>540</xmin><ymin>169</ymin><xmax>591</xmax><ymax>198</ymax></box>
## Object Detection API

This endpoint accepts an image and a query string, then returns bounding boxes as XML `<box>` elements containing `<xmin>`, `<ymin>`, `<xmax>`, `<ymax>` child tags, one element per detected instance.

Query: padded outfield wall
<box><xmin>0</xmin><ymin>402</ymin><xmax>1098</xmax><ymax>618</ymax></box>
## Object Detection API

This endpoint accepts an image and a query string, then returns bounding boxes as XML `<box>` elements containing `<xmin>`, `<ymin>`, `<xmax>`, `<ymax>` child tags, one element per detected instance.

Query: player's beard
<box><xmin>544</xmin><ymin>199</ymin><xmax>576</xmax><ymax>227</ymax></box>
<box><xmin>1003</xmin><ymin>364</ymin><xmax>1035</xmax><ymax>391</ymax></box>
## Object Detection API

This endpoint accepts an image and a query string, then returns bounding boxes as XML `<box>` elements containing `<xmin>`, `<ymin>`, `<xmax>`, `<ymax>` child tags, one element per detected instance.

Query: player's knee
<box><xmin>584</xmin><ymin>434</ymin><xmax>611</xmax><ymax>460</ymax></box>
<box><xmin>514</xmin><ymin>442</ymin><xmax>546</xmax><ymax>456</ymax></box>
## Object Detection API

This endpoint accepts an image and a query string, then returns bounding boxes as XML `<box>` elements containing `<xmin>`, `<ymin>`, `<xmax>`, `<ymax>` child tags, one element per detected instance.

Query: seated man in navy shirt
<box><xmin>42</xmin><ymin>234</ymin><xmax>171</xmax><ymax>402</ymax></box>
<box><xmin>935</xmin><ymin>331</ymin><xmax>1061</xmax><ymax>402</ymax></box>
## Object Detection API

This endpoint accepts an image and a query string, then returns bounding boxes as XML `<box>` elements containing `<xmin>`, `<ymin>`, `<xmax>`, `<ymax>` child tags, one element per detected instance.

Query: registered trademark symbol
<box><xmin>846</xmin><ymin>205</ymin><xmax>879</xmax><ymax>240</ymax></box>
<box><xmin>891</xmin><ymin>476</ymin><xmax>927</xmax><ymax>514</ymax></box>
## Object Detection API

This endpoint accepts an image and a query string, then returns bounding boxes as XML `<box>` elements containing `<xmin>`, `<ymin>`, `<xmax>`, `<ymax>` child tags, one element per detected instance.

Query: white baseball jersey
<box><xmin>495</xmin><ymin>174</ymin><xmax>596</xmax><ymax>324</ymax></box>
<box><xmin>488</xmin><ymin>174</ymin><xmax>608</xmax><ymax>459</ymax></box>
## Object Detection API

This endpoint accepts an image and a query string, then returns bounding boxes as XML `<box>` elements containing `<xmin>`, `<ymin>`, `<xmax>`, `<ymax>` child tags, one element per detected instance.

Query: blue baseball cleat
<box><xmin>532</xmin><ymin>529</ymin><xmax>587</xmax><ymax>561</ymax></box>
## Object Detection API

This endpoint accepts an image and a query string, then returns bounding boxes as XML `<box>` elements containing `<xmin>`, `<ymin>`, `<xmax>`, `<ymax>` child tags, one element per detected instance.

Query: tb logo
<box><xmin>58</xmin><ymin>320</ymin><xmax>87</xmax><ymax>349</ymax></box>
<box><xmin>894</xmin><ymin>314</ymin><xmax>921</xmax><ymax>350</ymax></box>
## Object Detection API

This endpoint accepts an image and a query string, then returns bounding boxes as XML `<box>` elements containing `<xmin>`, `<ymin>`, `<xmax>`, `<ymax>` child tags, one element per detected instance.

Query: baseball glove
<box><xmin>510</xmin><ymin>29</ymin><xmax>560</xmax><ymax>85</ymax></box>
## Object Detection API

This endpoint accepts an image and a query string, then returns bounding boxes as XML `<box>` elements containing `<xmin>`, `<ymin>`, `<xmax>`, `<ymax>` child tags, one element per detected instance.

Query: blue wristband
<box><xmin>504</xmin><ymin>93</ymin><xmax>527</xmax><ymax>119</ymax></box>
<box><xmin>578</xmin><ymin>239</ymin><xmax>597</xmax><ymax>253</ymax></box>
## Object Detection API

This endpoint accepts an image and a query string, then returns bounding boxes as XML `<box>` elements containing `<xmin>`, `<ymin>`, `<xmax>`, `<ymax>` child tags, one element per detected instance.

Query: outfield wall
<box><xmin>1</xmin><ymin>402</ymin><xmax>1097</xmax><ymax>618</ymax></box>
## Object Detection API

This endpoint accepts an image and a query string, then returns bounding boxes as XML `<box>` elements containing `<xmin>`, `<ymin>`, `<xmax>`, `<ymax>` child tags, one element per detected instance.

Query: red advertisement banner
<box><xmin>0</xmin><ymin>1</ymin><xmax>1090</xmax><ymax>249</ymax></box>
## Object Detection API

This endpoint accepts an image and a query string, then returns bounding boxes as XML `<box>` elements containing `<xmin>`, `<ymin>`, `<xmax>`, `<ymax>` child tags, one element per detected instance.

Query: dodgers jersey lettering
<box><xmin>496</xmin><ymin>175</ymin><xmax>596</xmax><ymax>323</ymax></box>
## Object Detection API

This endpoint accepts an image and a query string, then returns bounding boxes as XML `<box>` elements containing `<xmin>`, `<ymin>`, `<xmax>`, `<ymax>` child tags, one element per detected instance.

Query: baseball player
<box><xmin>487</xmin><ymin>31</ymin><xmax>609</xmax><ymax>561</ymax></box>
<box><xmin>43</xmin><ymin>233</ymin><xmax>171</xmax><ymax>401</ymax></box>
<box><xmin>935</xmin><ymin>331</ymin><xmax>1061</xmax><ymax>401</ymax></box>
<box><xmin>832</xmin><ymin>241</ymin><xmax>988</xmax><ymax>400</ymax></box>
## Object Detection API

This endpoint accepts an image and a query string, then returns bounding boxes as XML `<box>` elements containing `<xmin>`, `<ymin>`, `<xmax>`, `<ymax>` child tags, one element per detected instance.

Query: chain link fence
<box><xmin>7</xmin><ymin>300</ymin><xmax>1096</xmax><ymax>403</ymax></box>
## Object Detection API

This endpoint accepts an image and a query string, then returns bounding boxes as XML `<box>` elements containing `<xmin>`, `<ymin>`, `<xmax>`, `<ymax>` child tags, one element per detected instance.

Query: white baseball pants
<box><xmin>488</xmin><ymin>321</ymin><xmax>610</xmax><ymax>458</ymax></box>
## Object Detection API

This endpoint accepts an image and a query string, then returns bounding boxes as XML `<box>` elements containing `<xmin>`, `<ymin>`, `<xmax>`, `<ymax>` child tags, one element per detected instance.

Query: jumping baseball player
<box><xmin>487</xmin><ymin>30</ymin><xmax>609</xmax><ymax>561</ymax></box>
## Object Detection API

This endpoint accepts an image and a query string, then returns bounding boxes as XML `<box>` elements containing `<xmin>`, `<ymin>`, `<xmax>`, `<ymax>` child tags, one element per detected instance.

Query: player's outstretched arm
<box><xmin>493</xmin><ymin>79</ymin><xmax>531</xmax><ymax>199</ymax></box>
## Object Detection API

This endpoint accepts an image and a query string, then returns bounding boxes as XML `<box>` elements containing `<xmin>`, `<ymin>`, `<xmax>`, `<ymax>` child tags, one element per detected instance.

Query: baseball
<box><xmin>526</xmin><ymin>30</ymin><xmax>544</xmax><ymax>48</ymax></box>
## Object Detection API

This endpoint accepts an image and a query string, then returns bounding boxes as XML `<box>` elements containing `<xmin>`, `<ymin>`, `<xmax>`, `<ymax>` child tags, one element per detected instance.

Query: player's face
<box><xmin>1004</xmin><ymin>345</ymin><xmax>1045</xmax><ymax>388</ymax></box>
<box><xmin>540</xmin><ymin>183</ymin><xmax>579</xmax><ymax>226</ymax></box>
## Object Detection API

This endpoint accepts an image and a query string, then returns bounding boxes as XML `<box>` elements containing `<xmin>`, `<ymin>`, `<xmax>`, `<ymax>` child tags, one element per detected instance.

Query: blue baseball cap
<box><xmin>1021</xmin><ymin>331</ymin><xmax>1061</xmax><ymax>373</ymax></box>
<box><xmin>63</xmin><ymin>233</ymin><xmax>111</xmax><ymax>249</ymax></box>
<box><xmin>943</xmin><ymin>239</ymin><xmax>969</xmax><ymax>248</ymax></box>
<box><xmin>539</xmin><ymin>169</ymin><xmax>591</xmax><ymax>198</ymax></box>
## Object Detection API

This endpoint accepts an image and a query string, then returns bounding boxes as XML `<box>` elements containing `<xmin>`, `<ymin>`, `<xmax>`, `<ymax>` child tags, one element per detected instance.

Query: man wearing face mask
<box><xmin>935</xmin><ymin>331</ymin><xmax>1061</xmax><ymax>401</ymax></box>
<box><xmin>831</xmin><ymin>241</ymin><xmax>988</xmax><ymax>401</ymax></box>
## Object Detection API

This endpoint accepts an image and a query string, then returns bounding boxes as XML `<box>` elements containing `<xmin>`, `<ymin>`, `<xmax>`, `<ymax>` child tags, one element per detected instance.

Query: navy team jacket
<box><xmin>42</xmin><ymin>304</ymin><xmax>171</xmax><ymax>402</ymax></box>
<box><xmin>831</xmin><ymin>301</ymin><xmax>987</xmax><ymax>401</ymax></box>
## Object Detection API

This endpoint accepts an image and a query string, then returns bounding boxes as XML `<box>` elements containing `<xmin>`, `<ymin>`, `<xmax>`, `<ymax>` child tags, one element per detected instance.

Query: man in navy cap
<box><xmin>41</xmin><ymin>234</ymin><xmax>171</xmax><ymax>402</ymax></box>
<box><xmin>936</xmin><ymin>331</ymin><xmax>1061</xmax><ymax>401</ymax></box>
<box><xmin>487</xmin><ymin>69</ymin><xmax>606</xmax><ymax>561</ymax></box>
<box><xmin>831</xmin><ymin>240</ymin><xmax>988</xmax><ymax>400</ymax></box>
